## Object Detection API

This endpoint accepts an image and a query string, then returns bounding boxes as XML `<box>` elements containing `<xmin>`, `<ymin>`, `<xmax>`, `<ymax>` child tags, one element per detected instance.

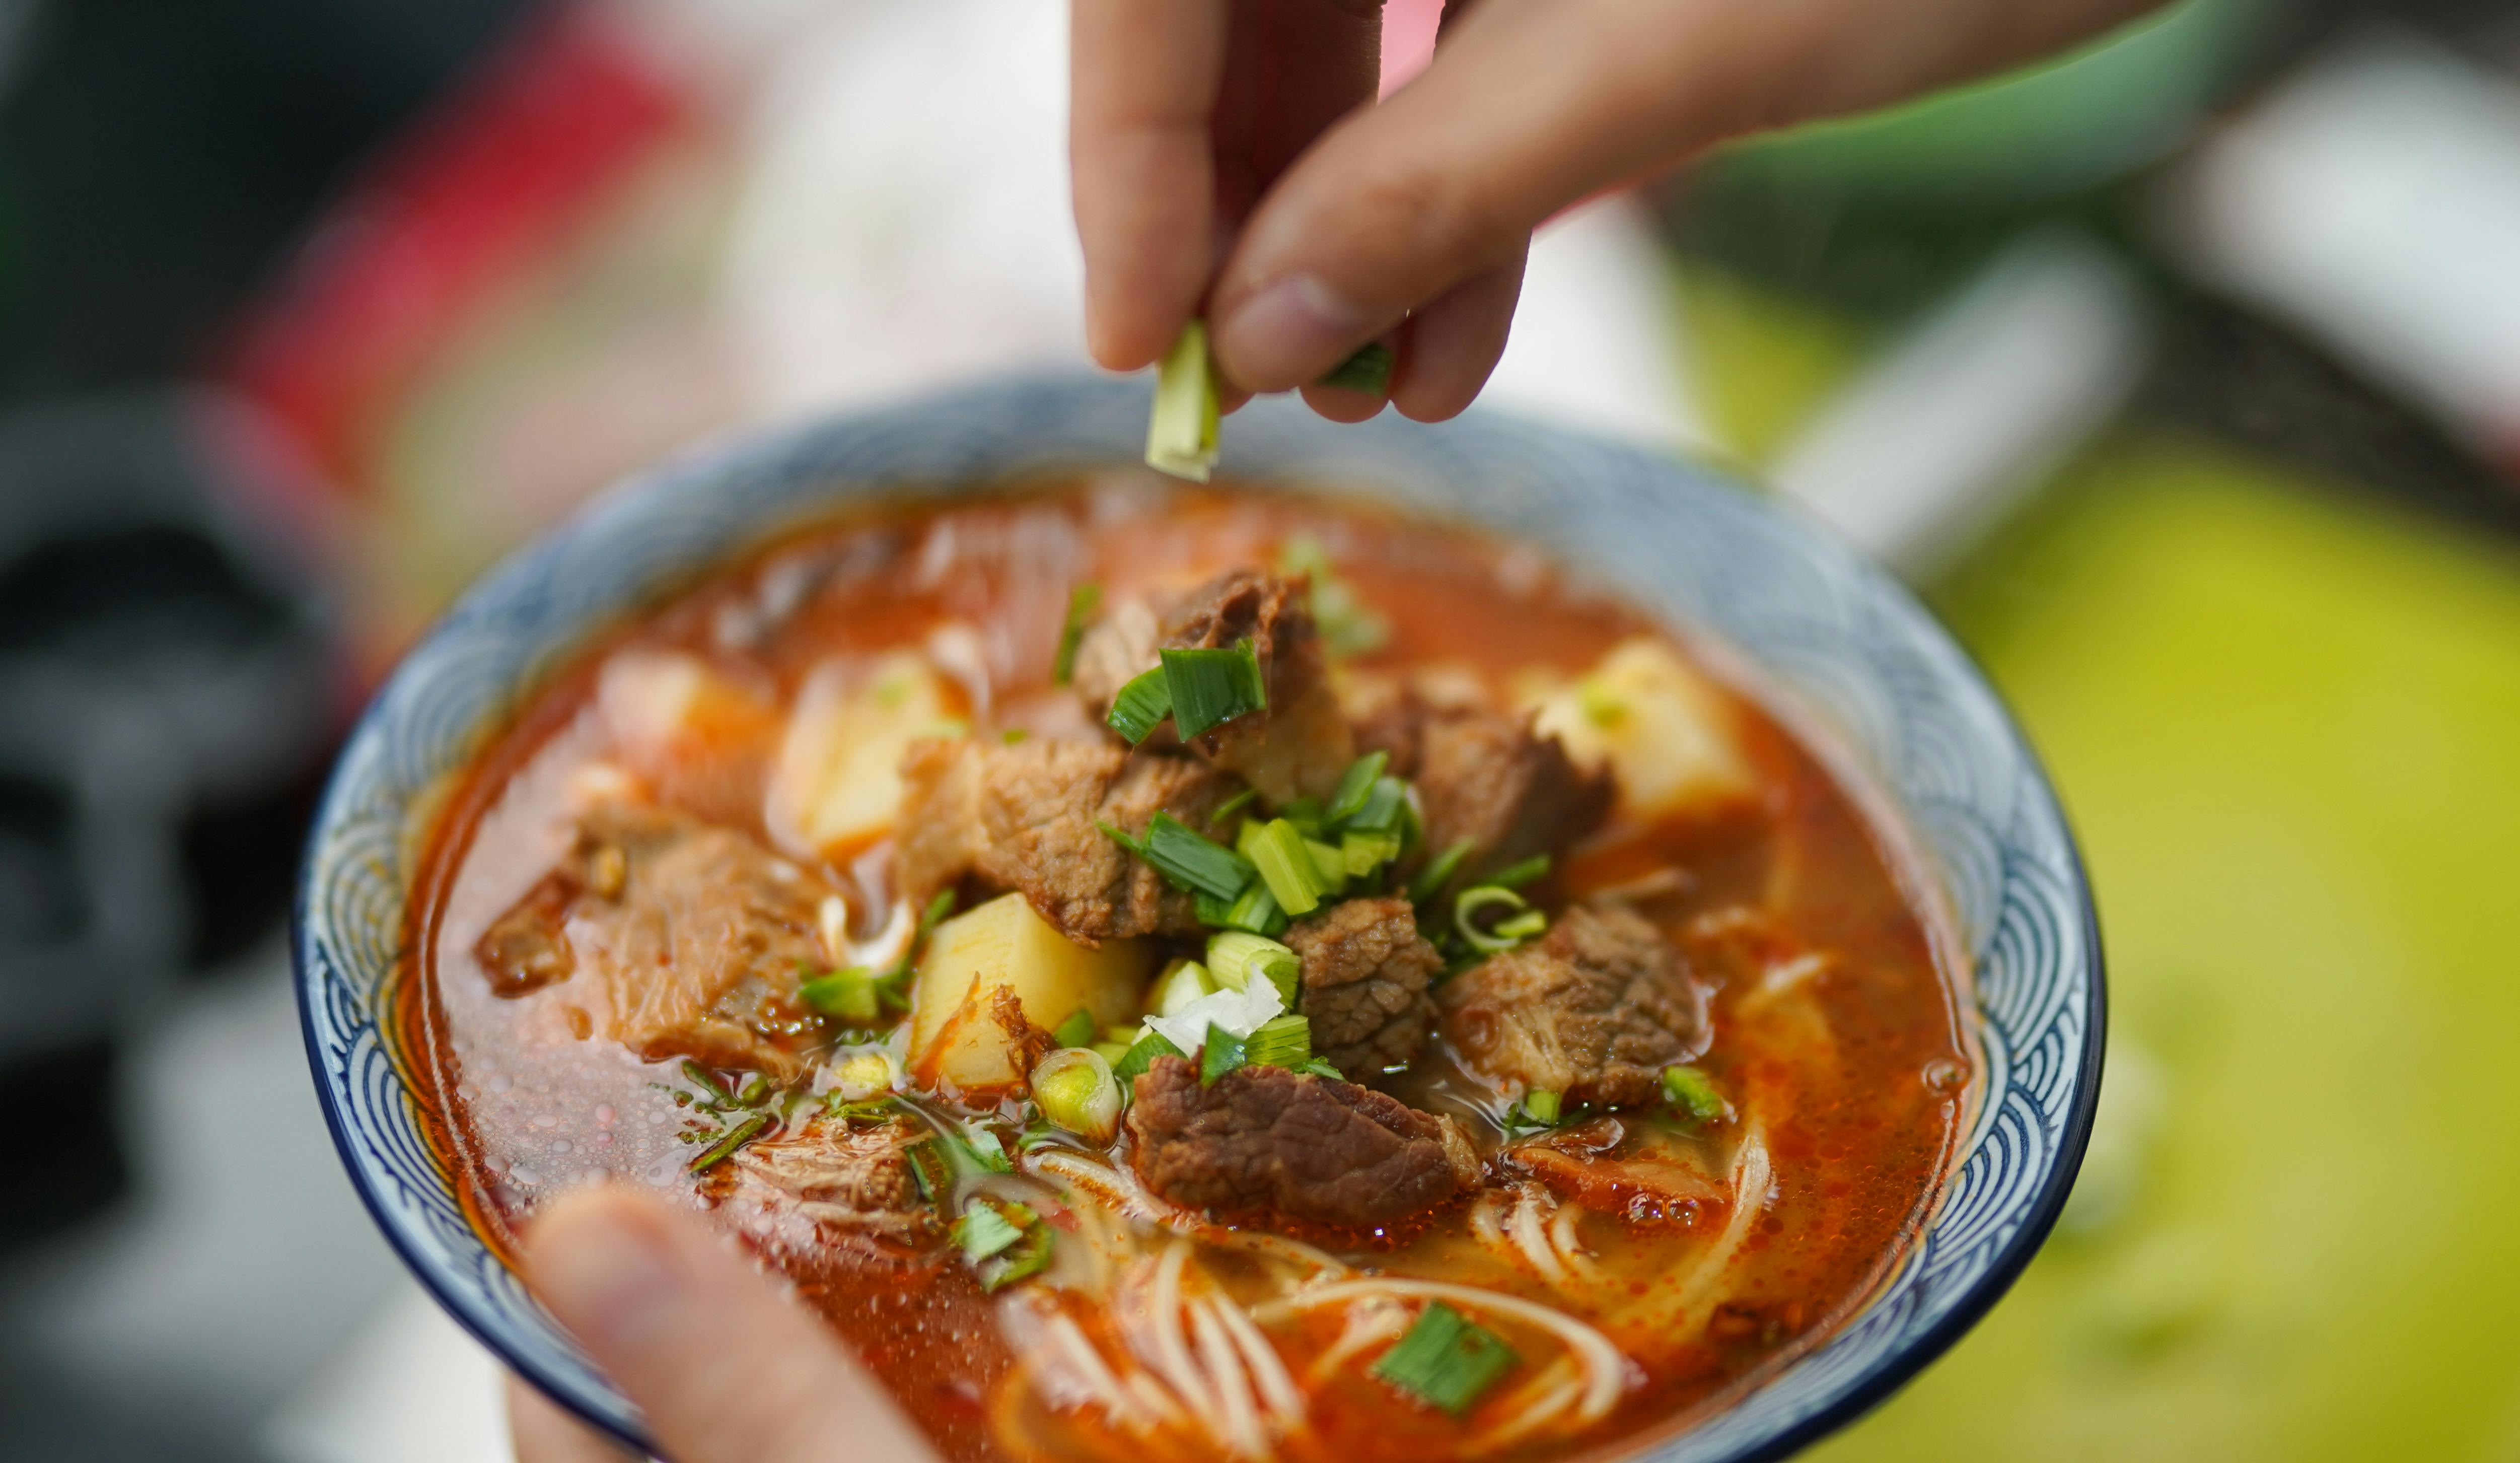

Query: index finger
<box><xmin>1070</xmin><ymin>0</ymin><xmax>1231</xmax><ymax>371</ymax></box>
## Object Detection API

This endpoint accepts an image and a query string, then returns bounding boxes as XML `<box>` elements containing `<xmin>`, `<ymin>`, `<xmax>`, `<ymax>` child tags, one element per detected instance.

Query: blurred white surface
<box><xmin>264</xmin><ymin>1287</ymin><xmax>516</xmax><ymax>1463</ymax></box>
<box><xmin>2164</xmin><ymin>34</ymin><xmax>2520</xmax><ymax>462</ymax></box>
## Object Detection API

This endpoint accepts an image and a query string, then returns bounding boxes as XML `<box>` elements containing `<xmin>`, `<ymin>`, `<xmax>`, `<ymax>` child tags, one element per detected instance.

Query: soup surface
<box><xmin>404</xmin><ymin>481</ymin><xmax>1973</xmax><ymax>1463</ymax></box>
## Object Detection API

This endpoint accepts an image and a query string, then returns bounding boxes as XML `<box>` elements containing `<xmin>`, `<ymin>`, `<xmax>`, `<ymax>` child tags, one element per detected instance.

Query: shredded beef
<box><xmin>1437</xmin><ymin>903</ymin><xmax>1706</xmax><ymax>1107</ymax></box>
<box><xmin>1355</xmin><ymin>690</ymin><xmax>1613</xmax><ymax>885</ymax></box>
<box><xmin>1283</xmin><ymin>897</ymin><xmax>1442</xmax><ymax>1076</ymax></box>
<box><xmin>1126</xmin><ymin>1056</ymin><xmax>1480</xmax><ymax>1229</ymax></box>
<box><xmin>473</xmin><ymin>803</ymin><xmax>825</xmax><ymax>1075</ymax></box>
<box><xmin>724</xmin><ymin>1118</ymin><xmax>933</xmax><ymax>1236</ymax></box>
<box><xmin>893</xmin><ymin>737</ymin><xmax>1241</xmax><ymax>945</ymax></box>
<box><xmin>1156</xmin><ymin>570</ymin><xmax>1354</xmax><ymax>804</ymax></box>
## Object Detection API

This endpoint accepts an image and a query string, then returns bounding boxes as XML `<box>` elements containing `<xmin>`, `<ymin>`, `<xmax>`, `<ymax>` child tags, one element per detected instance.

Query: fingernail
<box><xmin>535</xmin><ymin>1207</ymin><xmax>683</xmax><ymax>1352</ymax></box>
<box><xmin>1217</xmin><ymin>274</ymin><xmax>1371</xmax><ymax>389</ymax></box>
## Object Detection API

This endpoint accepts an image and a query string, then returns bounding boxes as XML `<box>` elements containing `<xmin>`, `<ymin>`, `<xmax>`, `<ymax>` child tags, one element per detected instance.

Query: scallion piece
<box><xmin>1200</xmin><ymin>1028</ymin><xmax>1247</xmax><ymax>1085</ymax></box>
<box><xmin>1324</xmin><ymin>751</ymin><xmax>1389</xmax><ymax>827</ymax></box>
<box><xmin>1052</xmin><ymin>1006</ymin><xmax>1098</xmax><ymax>1048</ymax></box>
<box><xmin>1662</xmin><ymin>1065</ymin><xmax>1729</xmax><ymax>1123</ymax></box>
<box><xmin>1280</xmin><ymin>534</ymin><xmax>1390</xmax><ymax>657</ymax></box>
<box><xmin>1317</xmin><ymin>341</ymin><xmax>1396</xmax><ymax>396</ymax></box>
<box><xmin>1243</xmin><ymin>1013</ymin><xmax>1312</xmax><ymax>1069</ymax></box>
<box><xmin>1300</xmin><ymin>1056</ymin><xmax>1345</xmax><ymax>1080</ymax></box>
<box><xmin>1212</xmin><ymin>880</ymin><xmax>1288</xmax><ymax>937</ymax></box>
<box><xmin>1244</xmin><ymin>817</ymin><xmax>1330</xmax><ymax>916</ymax></box>
<box><xmin>799</xmin><ymin>965</ymin><xmax>882</xmax><ymax>1024</ymax></box>
<box><xmin>1052</xmin><ymin>582</ymin><xmax>1101</xmax><ymax>685</ymax></box>
<box><xmin>1162</xmin><ymin>640</ymin><xmax>1268</xmax><ymax>741</ymax></box>
<box><xmin>1141</xmin><ymin>811</ymin><xmax>1256</xmax><ymax>901</ymax></box>
<box><xmin>1099</xmin><ymin>820</ymin><xmax>1149</xmax><ymax>860</ymax></box>
<box><xmin>1146</xmin><ymin>318</ymin><xmax>1221</xmax><ymax>482</ymax></box>
<box><xmin>1486</xmin><ymin>853</ymin><xmax>1552</xmax><ymax>890</ymax></box>
<box><xmin>958</xmin><ymin>1126</ymin><xmax>1016</xmax><ymax>1174</ymax></box>
<box><xmin>1207</xmin><ymin>931</ymin><xmax>1301</xmax><ymax>1005</ymax></box>
<box><xmin>955</xmin><ymin>1200</ymin><xmax>1025</xmax><ymax>1261</ymax></box>
<box><xmin>1407</xmin><ymin>838</ymin><xmax>1478</xmax><ymax>904</ymax></box>
<box><xmin>1305</xmin><ymin>835</ymin><xmax>1349</xmax><ymax>892</ymax></box>
<box><xmin>1521</xmin><ymin>1089</ymin><xmax>1562</xmax><ymax>1125</ymax></box>
<box><xmin>687</xmin><ymin>1112</ymin><xmax>769</xmax><ymax>1172</ymax></box>
<box><xmin>1113</xmin><ymin>1029</ymin><xmax>1187</xmax><ymax>1086</ymax></box>
<box><xmin>1208</xmin><ymin>786</ymin><xmax>1259</xmax><ymax>828</ymax></box>
<box><xmin>1372</xmin><ymin>1302</ymin><xmax>1519</xmax><ymax>1416</ymax></box>
<box><xmin>1345</xmin><ymin>775</ymin><xmax>1410</xmax><ymax>835</ymax></box>
<box><xmin>1106</xmin><ymin>666</ymin><xmax>1174</xmax><ymax>743</ymax></box>
<box><xmin>984</xmin><ymin>1225</ymin><xmax>1054</xmax><ymax>1292</ymax></box>
<box><xmin>1455</xmin><ymin>885</ymin><xmax>1536</xmax><ymax>954</ymax></box>
<box><xmin>1342</xmin><ymin>829</ymin><xmax>1404</xmax><ymax>879</ymax></box>
<box><xmin>679</xmin><ymin>1058</ymin><xmax>734</xmax><ymax>1103</ymax></box>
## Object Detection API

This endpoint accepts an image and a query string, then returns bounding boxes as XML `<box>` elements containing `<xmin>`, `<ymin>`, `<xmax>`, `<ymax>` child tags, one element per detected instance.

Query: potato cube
<box><xmin>766</xmin><ymin>652</ymin><xmax>958</xmax><ymax>858</ymax></box>
<box><xmin>908</xmin><ymin>893</ymin><xmax>1154</xmax><ymax>1092</ymax></box>
<box><xmin>1531</xmin><ymin>638</ymin><xmax>1757</xmax><ymax>823</ymax></box>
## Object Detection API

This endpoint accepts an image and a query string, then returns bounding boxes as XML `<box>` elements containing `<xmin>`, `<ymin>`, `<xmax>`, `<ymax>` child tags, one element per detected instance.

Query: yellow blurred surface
<box><xmin>1810</xmin><ymin>436</ymin><xmax>2520</xmax><ymax>1457</ymax></box>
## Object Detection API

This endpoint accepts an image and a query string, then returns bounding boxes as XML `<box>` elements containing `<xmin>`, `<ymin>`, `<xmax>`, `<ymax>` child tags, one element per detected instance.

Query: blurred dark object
<box><xmin>0</xmin><ymin>0</ymin><xmax>526</xmax><ymax>398</ymax></box>
<box><xmin>0</xmin><ymin>392</ymin><xmax>337</xmax><ymax>1247</ymax></box>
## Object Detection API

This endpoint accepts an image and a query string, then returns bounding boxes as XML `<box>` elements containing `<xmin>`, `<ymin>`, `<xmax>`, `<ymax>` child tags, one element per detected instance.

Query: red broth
<box><xmin>399</xmin><ymin>481</ymin><xmax>1973</xmax><ymax>1463</ymax></box>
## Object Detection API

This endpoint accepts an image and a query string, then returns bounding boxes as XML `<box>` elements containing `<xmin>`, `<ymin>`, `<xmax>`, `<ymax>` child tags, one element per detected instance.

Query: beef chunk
<box><xmin>1127</xmin><ymin>1056</ymin><xmax>1480</xmax><ymax>1229</ymax></box>
<box><xmin>1157</xmin><ymin>570</ymin><xmax>1354</xmax><ymax>804</ymax></box>
<box><xmin>1283</xmin><ymin>897</ymin><xmax>1442</xmax><ymax>1076</ymax></box>
<box><xmin>1437</xmin><ymin>903</ymin><xmax>1706</xmax><ymax>1107</ymax></box>
<box><xmin>474</xmin><ymin>803</ymin><xmax>826</xmax><ymax>1075</ymax></box>
<box><xmin>1356</xmin><ymin>691</ymin><xmax>1612</xmax><ymax>885</ymax></box>
<box><xmin>1069</xmin><ymin>596</ymin><xmax>1164</xmax><ymax>726</ymax></box>
<box><xmin>894</xmin><ymin>737</ymin><xmax>1240</xmax><ymax>945</ymax></box>
<box><xmin>724</xmin><ymin>1118</ymin><xmax>935</xmax><ymax>1238</ymax></box>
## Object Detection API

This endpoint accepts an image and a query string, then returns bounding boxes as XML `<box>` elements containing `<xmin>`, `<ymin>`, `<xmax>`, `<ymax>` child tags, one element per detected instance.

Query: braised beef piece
<box><xmin>472</xmin><ymin>802</ymin><xmax>825</xmax><ymax>1076</ymax></box>
<box><xmin>1068</xmin><ymin>597</ymin><xmax>1164</xmax><ymax>729</ymax></box>
<box><xmin>1437</xmin><ymin>903</ymin><xmax>1706</xmax><ymax>1107</ymax></box>
<box><xmin>1354</xmin><ymin>690</ymin><xmax>1612</xmax><ymax>886</ymax></box>
<box><xmin>1501</xmin><ymin>1117</ymin><xmax>1724</xmax><ymax>1221</ymax></box>
<box><xmin>1127</xmin><ymin>1056</ymin><xmax>1481</xmax><ymax>1229</ymax></box>
<box><xmin>1159</xmin><ymin>569</ymin><xmax>1355</xmax><ymax>804</ymax></box>
<box><xmin>894</xmin><ymin>737</ymin><xmax>1242</xmax><ymax>946</ymax></box>
<box><xmin>1283</xmin><ymin>897</ymin><xmax>1442</xmax><ymax>1077</ymax></box>
<box><xmin>721</xmin><ymin>1118</ymin><xmax>937</xmax><ymax>1244</ymax></box>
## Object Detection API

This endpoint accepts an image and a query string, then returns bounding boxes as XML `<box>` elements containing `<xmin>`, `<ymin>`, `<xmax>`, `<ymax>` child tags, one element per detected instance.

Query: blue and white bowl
<box><xmin>296</xmin><ymin>372</ymin><xmax>2102</xmax><ymax>1460</ymax></box>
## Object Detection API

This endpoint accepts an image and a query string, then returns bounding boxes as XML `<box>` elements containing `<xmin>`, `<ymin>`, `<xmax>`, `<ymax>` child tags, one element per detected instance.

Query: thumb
<box><xmin>524</xmin><ymin>1186</ymin><xmax>940</xmax><ymax>1463</ymax></box>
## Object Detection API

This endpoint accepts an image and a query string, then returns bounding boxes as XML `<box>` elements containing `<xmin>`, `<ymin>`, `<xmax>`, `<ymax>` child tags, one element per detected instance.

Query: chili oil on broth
<box><xmin>403</xmin><ymin>479</ymin><xmax>1973</xmax><ymax>1463</ymax></box>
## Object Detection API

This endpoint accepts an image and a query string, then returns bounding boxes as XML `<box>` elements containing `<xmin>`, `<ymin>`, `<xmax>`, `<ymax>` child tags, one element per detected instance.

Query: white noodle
<box><xmin>1191</xmin><ymin>1296</ymin><xmax>1267</xmax><ymax>1457</ymax></box>
<box><xmin>1470</xmin><ymin>1363</ymin><xmax>1586</xmax><ymax>1456</ymax></box>
<box><xmin>1547</xmin><ymin>1202</ymin><xmax>1601</xmax><ymax>1282</ymax></box>
<box><xmin>1257</xmin><ymin>1279</ymin><xmax>1630</xmax><ymax>1423</ymax></box>
<box><xmin>1027</xmin><ymin>1148</ymin><xmax>1351</xmax><ymax>1280</ymax></box>
<box><xmin>1304</xmin><ymin>1300</ymin><xmax>1412</xmax><ymax>1386</ymax></box>
<box><xmin>1042</xmin><ymin>1311</ymin><xmax>1156</xmax><ymax>1430</ymax></box>
<box><xmin>1211</xmin><ymin>1289</ymin><xmax>1307</xmax><ymax>1427</ymax></box>
<box><xmin>1142</xmin><ymin>1243</ymin><xmax>1218</xmax><ymax>1429</ymax></box>
<box><xmin>1662</xmin><ymin>1125</ymin><xmax>1774</xmax><ymax>1328</ymax></box>
<box><xmin>1510</xmin><ymin>1186</ymin><xmax>1569</xmax><ymax>1285</ymax></box>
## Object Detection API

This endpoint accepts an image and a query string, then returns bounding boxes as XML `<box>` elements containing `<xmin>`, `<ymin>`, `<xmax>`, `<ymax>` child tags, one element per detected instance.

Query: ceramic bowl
<box><xmin>297</xmin><ymin>371</ymin><xmax>2102</xmax><ymax>1460</ymax></box>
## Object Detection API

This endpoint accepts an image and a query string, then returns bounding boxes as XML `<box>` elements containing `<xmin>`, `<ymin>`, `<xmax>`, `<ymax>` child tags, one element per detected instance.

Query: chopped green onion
<box><xmin>1345</xmin><ymin>775</ymin><xmax>1410</xmax><ymax>835</ymax></box>
<box><xmin>734</xmin><ymin>1073</ymin><xmax>770</xmax><ymax>1107</ymax></box>
<box><xmin>1317</xmin><ymin>341</ymin><xmax>1395</xmax><ymax>396</ymax></box>
<box><xmin>1146</xmin><ymin>318</ymin><xmax>1222</xmax><ymax>481</ymax></box>
<box><xmin>1372</xmin><ymin>1302</ymin><xmax>1519</xmax><ymax>1416</ymax></box>
<box><xmin>1325</xmin><ymin>751</ymin><xmax>1389</xmax><ymax>826</ymax></box>
<box><xmin>1031</xmin><ymin>1047</ymin><xmax>1122</xmax><ymax>1145</ymax></box>
<box><xmin>1000</xmin><ymin>727</ymin><xmax>1031</xmax><ymax>745</ymax></box>
<box><xmin>687</xmin><ymin>1112</ymin><xmax>769</xmax><ymax>1172</ymax></box>
<box><xmin>959</xmin><ymin>1126</ymin><xmax>1016</xmax><ymax>1174</ymax></box>
<box><xmin>1407</xmin><ymin>838</ymin><xmax>1478</xmax><ymax>904</ymax></box>
<box><xmin>1243</xmin><ymin>1013</ymin><xmax>1312</xmax><ymax>1069</ymax></box>
<box><xmin>1052</xmin><ymin>582</ymin><xmax>1102</xmax><ymax>685</ymax></box>
<box><xmin>1486</xmin><ymin>854</ymin><xmax>1552</xmax><ymax>890</ymax></box>
<box><xmin>985</xmin><ymin>1227</ymin><xmax>1054</xmax><ymax>1291</ymax></box>
<box><xmin>1521</xmin><ymin>1089</ymin><xmax>1562</xmax><ymax>1125</ymax></box>
<box><xmin>1577</xmin><ymin>676</ymin><xmax>1627</xmax><ymax>728</ymax></box>
<box><xmin>1113</xmin><ymin>1029</ymin><xmax>1187</xmax><ymax>1086</ymax></box>
<box><xmin>1141</xmin><ymin>811</ymin><xmax>1256</xmax><ymax>901</ymax></box>
<box><xmin>1162</xmin><ymin>640</ymin><xmax>1268</xmax><ymax>741</ymax></box>
<box><xmin>1200</xmin><ymin>1028</ymin><xmax>1247</xmax><ymax>1085</ymax></box>
<box><xmin>1099</xmin><ymin>820</ymin><xmax>1149</xmax><ymax>859</ymax></box>
<box><xmin>1090</xmin><ymin>1038</ymin><xmax>1134</xmax><ymax>1065</ymax></box>
<box><xmin>1494</xmin><ymin>909</ymin><xmax>1548</xmax><ymax>941</ymax></box>
<box><xmin>799</xmin><ymin>965</ymin><xmax>882</xmax><ymax>1024</ymax></box>
<box><xmin>906</xmin><ymin>1139</ymin><xmax>949</xmax><ymax>1200</ymax></box>
<box><xmin>1208</xmin><ymin>786</ymin><xmax>1259</xmax><ymax>828</ymax></box>
<box><xmin>954</xmin><ymin>1197</ymin><xmax>1029</xmax><ymax>1262</ymax></box>
<box><xmin>1199</xmin><ymin>879</ymin><xmax>1288</xmax><ymax>936</ymax></box>
<box><xmin>1300</xmin><ymin>1057</ymin><xmax>1346</xmax><ymax>1080</ymax></box>
<box><xmin>1662</xmin><ymin>1065</ymin><xmax>1729</xmax><ymax>1123</ymax></box>
<box><xmin>679</xmin><ymin>1059</ymin><xmax>733</xmax><ymax>1103</ymax></box>
<box><xmin>1052</xmin><ymin>1006</ymin><xmax>1098</xmax><ymax>1048</ymax></box>
<box><xmin>1207</xmin><ymin>931</ymin><xmax>1301</xmax><ymax>1005</ymax></box>
<box><xmin>1244</xmin><ymin>817</ymin><xmax>1331</xmax><ymax>916</ymax></box>
<box><xmin>826</xmin><ymin>1095</ymin><xmax>897</xmax><ymax>1124</ymax></box>
<box><xmin>1342</xmin><ymin>829</ymin><xmax>1405</xmax><ymax>879</ymax></box>
<box><xmin>1106</xmin><ymin>666</ymin><xmax>1174</xmax><ymax>743</ymax></box>
<box><xmin>1154</xmin><ymin>960</ymin><xmax>1218</xmax><ymax>1016</ymax></box>
<box><xmin>1455</xmin><ymin>885</ymin><xmax>1537</xmax><ymax>954</ymax></box>
<box><xmin>1304</xmin><ymin>836</ymin><xmax>1349</xmax><ymax>891</ymax></box>
<box><xmin>1276</xmin><ymin>797</ymin><xmax>1326</xmax><ymax>839</ymax></box>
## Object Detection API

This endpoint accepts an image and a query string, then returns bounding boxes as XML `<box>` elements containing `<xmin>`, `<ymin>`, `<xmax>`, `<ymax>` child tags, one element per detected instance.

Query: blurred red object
<box><xmin>219</xmin><ymin>2</ymin><xmax>685</xmax><ymax>494</ymax></box>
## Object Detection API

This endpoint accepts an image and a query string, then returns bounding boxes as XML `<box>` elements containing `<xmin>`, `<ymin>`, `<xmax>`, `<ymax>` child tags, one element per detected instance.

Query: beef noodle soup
<box><xmin>403</xmin><ymin>481</ymin><xmax>1974</xmax><ymax>1462</ymax></box>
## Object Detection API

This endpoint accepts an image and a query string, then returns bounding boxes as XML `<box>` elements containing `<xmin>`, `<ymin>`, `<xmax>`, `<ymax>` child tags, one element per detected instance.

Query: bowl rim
<box><xmin>295</xmin><ymin>369</ymin><xmax>2103</xmax><ymax>1461</ymax></box>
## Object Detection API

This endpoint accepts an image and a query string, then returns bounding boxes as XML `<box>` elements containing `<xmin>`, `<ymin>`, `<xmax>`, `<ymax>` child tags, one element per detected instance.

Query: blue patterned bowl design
<box><xmin>296</xmin><ymin>371</ymin><xmax>2101</xmax><ymax>1460</ymax></box>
